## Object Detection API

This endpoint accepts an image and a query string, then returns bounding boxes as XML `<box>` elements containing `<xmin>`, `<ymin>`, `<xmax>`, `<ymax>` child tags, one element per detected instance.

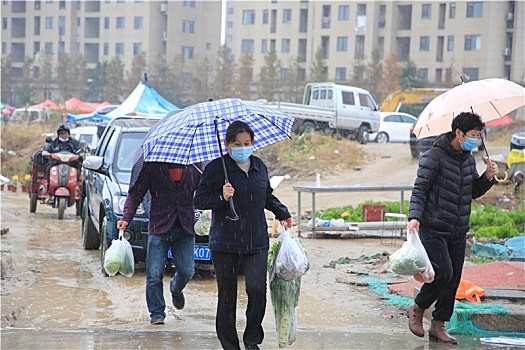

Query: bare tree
<box><xmin>101</xmin><ymin>56</ymin><xmax>125</xmax><ymax>103</ymax></box>
<box><xmin>125</xmin><ymin>52</ymin><xmax>148</xmax><ymax>95</ymax></box>
<box><xmin>233</xmin><ymin>53</ymin><xmax>254</xmax><ymax>100</ymax></box>
<box><xmin>366</xmin><ymin>46</ymin><xmax>384</xmax><ymax>102</ymax></box>
<box><xmin>309</xmin><ymin>46</ymin><xmax>327</xmax><ymax>83</ymax></box>
<box><xmin>282</xmin><ymin>57</ymin><xmax>303</xmax><ymax>103</ymax></box>
<box><xmin>56</xmin><ymin>53</ymin><xmax>73</xmax><ymax>100</ymax></box>
<box><xmin>257</xmin><ymin>48</ymin><xmax>281</xmax><ymax>101</ymax></box>
<box><xmin>379</xmin><ymin>53</ymin><xmax>403</xmax><ymax>100</ymax></box>
<box><xmin>212</xmin><ymin>45</ymin><xmax>235</xmax><ymax>100</ymax></box>
<box><xmin>1</xmin><ymin>55</ymin><xmax>14</xmax><ymax>104</ymax></box>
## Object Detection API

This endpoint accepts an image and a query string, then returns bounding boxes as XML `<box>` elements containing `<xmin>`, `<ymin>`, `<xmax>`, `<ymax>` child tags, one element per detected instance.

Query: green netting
<box><xmin>359</xmin><ymin>276</ymin><xmax>525</xmax><ymax>337</ymax></box>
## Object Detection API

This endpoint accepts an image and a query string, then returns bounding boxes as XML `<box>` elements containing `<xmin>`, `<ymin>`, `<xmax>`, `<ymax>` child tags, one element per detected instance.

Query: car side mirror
<box><xmin>79</xmin><ymin>140</ymin><xmax>87</xmax><ymax>150</ymax></box>
<box><xmin>83</xmin><ymin>155</ymin><xmax>109</xmax><ymax>176</ymax></box>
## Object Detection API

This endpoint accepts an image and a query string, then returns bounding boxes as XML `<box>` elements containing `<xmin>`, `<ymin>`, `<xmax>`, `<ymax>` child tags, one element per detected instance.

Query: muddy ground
<box><xmin>0</xmin><ymin>143</ymin><xmax>514</xmax><ymax>349</ymax></box>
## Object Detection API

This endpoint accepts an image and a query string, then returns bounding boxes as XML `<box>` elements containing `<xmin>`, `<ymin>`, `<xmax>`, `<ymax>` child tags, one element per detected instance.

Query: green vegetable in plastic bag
<box><xmin>104</xmin><ymin>241</ymin><xmax>122</xmax><ymax>276</ymax></box>
<box><xmin>194</xmin><ymin>210</ymin><xmax>211</xmax><ymax>236</ymax></box>
<box><xmin>103</xmin><ymin>230</ymin><xmax>135</xmax><ymax>278</ymax></box>
<box><xmin>390</xmin><ymin>241</ymin><xmax>427</xmax><ymax>275</ymax></box>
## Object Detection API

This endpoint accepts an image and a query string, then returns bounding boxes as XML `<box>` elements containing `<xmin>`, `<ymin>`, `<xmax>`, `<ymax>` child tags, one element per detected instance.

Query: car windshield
<box><xmin>113</xmin><ymin>131</ymin><xmax>147</xmax><ymax>181</ymax></box>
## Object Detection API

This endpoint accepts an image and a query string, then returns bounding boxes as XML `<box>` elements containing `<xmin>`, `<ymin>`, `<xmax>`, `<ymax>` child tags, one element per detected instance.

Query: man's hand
<box><xmin>280</xmin><ymin>217</ymin><xmax>293</xmax><ymax>229</ymax></box>
<box><xmin>42</xmin><ymin>151</ymin><xmax>51</xmax><ymax>159</ymax></box>
<box><xmin>222</xmin><ymin>182</ymin><xmax>235</xmax><ymax>201</ymax></box>
<box><xmin>117</xmin><ymin>220</ymin><xmax>129</xmax><ymax>230</ymax></box>
<box><xmin>485</xmin><ymin>158</ymin><xmax>499</xmax><ymax>180</ymax></box>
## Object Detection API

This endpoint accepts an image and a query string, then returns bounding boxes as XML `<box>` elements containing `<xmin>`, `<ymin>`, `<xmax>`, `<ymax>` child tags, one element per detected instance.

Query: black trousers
<box><xmin>415</xmin><ymin>225</ymin><xmax>467</xmax><ymax>322</ymax></box>
<box><xmin>211</xmin><ymin>250</ymin><xmax>268</xmax><ymax>350</ymax></box>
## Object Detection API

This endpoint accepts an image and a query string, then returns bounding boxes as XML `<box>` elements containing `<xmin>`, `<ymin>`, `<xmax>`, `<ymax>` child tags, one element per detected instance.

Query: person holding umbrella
<box><xmin>406</xmin><ymin>112</ymin><xmax>499</xmax><ymax>344</ymax></box>
<box><xmin>194</xmin><ymin>120</ymin><xmax>293</xmax><ymax>350</ymax></box>
<box><xmin>117</xmin><ymin>161</ymin><xmax>203</xmax><ymax>325</ymax></box>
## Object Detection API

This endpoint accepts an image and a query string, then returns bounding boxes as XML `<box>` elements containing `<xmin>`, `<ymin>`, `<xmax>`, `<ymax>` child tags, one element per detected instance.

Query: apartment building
<box><xmin>225</xmin><ymin>1</ymin><xmax>524</xmax><ymax>87</ymax></box>
<box><xmin>1</xmin><ymin>0</ymin><xmax>221</xmax><ymax>99</ymax></box>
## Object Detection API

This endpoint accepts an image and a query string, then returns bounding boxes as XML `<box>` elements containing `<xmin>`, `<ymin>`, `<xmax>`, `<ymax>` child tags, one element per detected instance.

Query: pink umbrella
<box><xmin>414</xmin><ymin>78</ymin><xmax>525</xmax><ymax>139</ymax></box>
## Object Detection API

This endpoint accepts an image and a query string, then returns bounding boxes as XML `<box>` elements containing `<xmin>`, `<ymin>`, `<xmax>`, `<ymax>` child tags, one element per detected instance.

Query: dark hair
<box><xmin>451</xmin><ymin>112</ymin><xmax>484</xmax><ymax>134</ymax></box>
<box><xmin>225</xmin><ymin>121</ymin><xmax>254</xmax><ymax>143</ymax></box>
<box><xmin>56</xmin><ymin>124</ymin><xmax>70</xmax><ymax>135</ymax></box>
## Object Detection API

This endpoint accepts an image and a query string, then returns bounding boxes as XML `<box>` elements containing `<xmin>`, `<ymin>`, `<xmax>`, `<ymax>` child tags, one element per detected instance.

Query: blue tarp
<box><xmin>471</xmin><ymin>236</ymin><xmax>525</xmax><ymax>261</ymax></box>
<box><xmin>66</xmin><ymin>80</ymin><xmax>178</xmax><ymax>123</ymax></box>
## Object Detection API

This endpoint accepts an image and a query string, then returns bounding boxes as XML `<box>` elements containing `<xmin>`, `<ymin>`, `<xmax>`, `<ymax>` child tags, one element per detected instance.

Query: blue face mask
<box><xmin>460</xmin><ymin>135</ymin><xmax>478</xmax><ymax>151</ymax></box>
<box><xmin>59</xmin><ymin>137</ymin><xmax>69</xmax><ymax>142</ymax></box>
<box><xmin>231</xmin><ymin>146</ymin><xmax>253</xmax><ymax>162</ymax></box>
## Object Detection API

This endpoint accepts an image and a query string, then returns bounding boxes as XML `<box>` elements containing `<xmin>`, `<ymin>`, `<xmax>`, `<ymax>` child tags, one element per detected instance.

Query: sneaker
<box><xmin>150</xmin><ymin>316</ymin><xmax>165</xmax><ymax>325</ymax></box>
<box><xmin>171</xmin><ymin>291</ymin><xmax>185</xmax><ymax>310</ymax></box>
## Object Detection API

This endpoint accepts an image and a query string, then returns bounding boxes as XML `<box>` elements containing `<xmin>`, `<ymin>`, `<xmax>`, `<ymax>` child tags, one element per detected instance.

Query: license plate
<box><xmin>167</xmin><ymin>245</ymin><xmax>211</xmax><ymax>261</ymax></box>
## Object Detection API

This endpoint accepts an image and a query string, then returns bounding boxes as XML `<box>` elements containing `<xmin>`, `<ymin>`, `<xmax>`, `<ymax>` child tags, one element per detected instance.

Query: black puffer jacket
<box><xmin>408</xmin><ymin>132</ymin><xmax>494</xmax><ymax>234</ymax></box>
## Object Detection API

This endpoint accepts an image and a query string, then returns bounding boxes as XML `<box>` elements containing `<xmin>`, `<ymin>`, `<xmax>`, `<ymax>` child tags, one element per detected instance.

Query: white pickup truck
<box><xmin>267</xmin><ymin>82</ymin><xmax>380</xmax><ymax>144</ymax></box>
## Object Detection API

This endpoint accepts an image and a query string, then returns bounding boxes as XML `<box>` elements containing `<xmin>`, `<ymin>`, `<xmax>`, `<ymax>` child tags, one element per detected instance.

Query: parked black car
<box><xmin>81</xmin><ymin>116</ymin><xmax>211</xmax><ymax>272</ymax></box>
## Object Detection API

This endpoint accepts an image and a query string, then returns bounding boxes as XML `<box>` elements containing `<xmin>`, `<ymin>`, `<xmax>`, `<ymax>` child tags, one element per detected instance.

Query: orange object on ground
<box><xmin>455</xmin><ymin>279</ymin><xmax>485</xmax><ymax>304</ymax></box>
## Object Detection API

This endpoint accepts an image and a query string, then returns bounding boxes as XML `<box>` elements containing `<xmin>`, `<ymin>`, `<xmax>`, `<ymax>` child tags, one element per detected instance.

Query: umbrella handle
<box><xmin>486</xmin><ymin>157</ymin><xmax>508</xmax><ymax>183</ymax></box>
<box><xmin>226</xmin><ymin>197</ymin><xmax>240</xmax><ymax>221</ymax></box>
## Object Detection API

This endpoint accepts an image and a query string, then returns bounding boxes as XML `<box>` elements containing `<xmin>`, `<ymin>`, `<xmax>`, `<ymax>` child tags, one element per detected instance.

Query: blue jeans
<box><xmin>146</xmin><ymin>221</ymin><xmax>195</xmax><ymax>319</ymax></box>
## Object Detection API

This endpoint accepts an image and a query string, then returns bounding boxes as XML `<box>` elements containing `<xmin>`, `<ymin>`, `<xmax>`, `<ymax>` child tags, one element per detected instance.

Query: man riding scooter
<box><xmin>42</xmin><ymin>125</ymin><xmax>84</xmax><ymax>204</ymax></box>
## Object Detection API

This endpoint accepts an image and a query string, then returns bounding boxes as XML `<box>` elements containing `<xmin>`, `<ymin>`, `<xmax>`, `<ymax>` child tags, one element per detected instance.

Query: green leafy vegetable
<box><xmin>104</xmin><ymin>248</ymin><xmax>121</xmax><ymax>276</ymax></box>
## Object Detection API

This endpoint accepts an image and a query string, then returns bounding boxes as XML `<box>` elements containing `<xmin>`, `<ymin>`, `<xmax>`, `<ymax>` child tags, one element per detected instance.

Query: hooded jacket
<box><xmin>194</xmin><ymin>154</ymin><xmax>291</xmax><ymax>254</ymax></box>
<box><xmin>408</xmin><ymin>132</ymin><xmax>494</xmax><ymax>234</ymax></box>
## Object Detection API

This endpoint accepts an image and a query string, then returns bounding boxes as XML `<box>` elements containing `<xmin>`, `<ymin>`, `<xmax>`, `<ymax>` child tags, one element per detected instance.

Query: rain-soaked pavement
<box><xmin>0</xmin><ymin>189</ymin><xmax>514</xmax><ymax>349</ymax></box>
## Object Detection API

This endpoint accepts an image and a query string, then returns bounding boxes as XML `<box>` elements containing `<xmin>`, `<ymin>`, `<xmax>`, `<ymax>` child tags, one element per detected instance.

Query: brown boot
<box><xmin>429</xmin><ymin>320</ymin><xmax>457</xmax><ymax>344</ymax></box>
<box><xmin>406</xmin><ymin>303</ymin><xmax>425</xmax><ymax>337</ymax></box>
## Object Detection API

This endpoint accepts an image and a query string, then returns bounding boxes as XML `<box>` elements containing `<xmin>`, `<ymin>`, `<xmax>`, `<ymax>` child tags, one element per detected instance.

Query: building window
<box><xmin>58</xmin><ymin>41</ymin><xmax>65</xmax><ymax>57</ymax></box>
<box><xmin>34</xmin><ymin>16</ymin><xmax>41</xmax><ymax>35</ymax></box>
<box><xmin>45</xmin><ymin>42</ymin><xmax>53</xmax><ymax>53</ymax></box>
<box><xmin>281</xmin><ymin>38</ymin><xmax>290</xmax><ymax>53</ymax></box>
<box><xmin>33</xmin><ymin>66</ymin><xmax>39</xmax><ymax>79</ymax></box>
<box><xmin>134</xmin><ymin>16</ymin><xmax>143</xmax><ymax>30</ymax></box>
<box><xmin>59</xmin><ymin>0</ymin><xmax>65</xmax><ymax>9</ymax></box>
<box><xmin>298</xmin><ymin>38</ymin><xmax>307</xmax><ymax>62</ymax></box>
<box><xmin>420</xmin><ymin>36</ymin><xmax>430</xmax><ymax>51</ymax></box>
<box><xmin>436</xmin><ymin>68</ymin><xmax>443</xmax><ymax>83</ymax></box>
<box><xmin>283</xmin><ymin>9</ymin><xmax>291</xmax><ymax>23</ymax></box>
<box><xmin>449</xmin><ymin>3</ymin><xmax>456</xmax><ymax>18</ymax></box>
<box><xmin>280</xmin><ymin>68</ymin><xmax>289</xmax><ymax>82</ymax></box>
<box><xmin>378</xmin><ymin>36</ymin><xmax>384</xmax><ymax>59</ymax></box>
<box><xmin>355</xmin><ymin>35</ymin><xmax>364</xmax><ymax>59</ymax></box>
<box><xmin>418</xmin><ymin>68</ymin><xmax>428</xmax><ymax>80</ymax></box>
<box><xmin>226</xmin><ymin>21</ymin><xmax>233</xmax><ymax>29</ymax></box>
<box><xmin>422</xmin><ymin>4</ymin><xmax>431</xmax><ymax>19</ymax></box>
<box><xmin>241</xmin><ymin>39</ymin><xmax>254</xmax><ymax>53</ymax></box>
<box><xmin>182</xmin><ymin>20</ymin><xmax>194</xmax><ymax>33</ymax></box>
<box><xmin>336</xmin><ymin>36</ymin><xmax>348</xmax><ymax>51</ymax></box>
<box><xmin>103</xmin><ymin>42</ymin><xmax>109</xmax><ymax>55</ymax></box>
<box><xmin>243</xmin><ymin>10</ymin><xmax>255</xmax><ymax>24</ymax></box>
<box><xmin>182</xmin><ymin>46</ymin><xmax>193</xmax><ymax>59</ymax></box>
<box><xmin>58</xmin><ymin>15</ymin><xmax>65</xmax><ymax>35</ymax></box>
<box><xmin>447</xmin><ymin>35</ymin><xmax>454</xmax><ymax>51</ymax></box>
<box><xmin>338</xmin><ymin>5</ymin><xmax>349</xmax><ymax>20</ymax></box>
<box><xmin>76</xmin><ymin>17</ymin><xmax>80</xmax><ymax>36</ymax></box>
<box><xmin>263</xmin><ymin>10</ymin><xmax>269</xmax><ymax>24</ymax></box>
<box><xmin>104</xmin><ymin>17</ymin><xmax>109</xmax><ymax>29</ymax></box>
<box><xmin>464</xmin><ymin>35</ymin><xmax>480</xmax><ymax>50</ymax></box>
<box><xmin>462</xmin><ymin>67</ymin><xmax>479</xmax><ymax>81</ymax></box>
<box><xmin>226</xmin><ymin>34</ymin><xmax>233</xmax><ymax>43</ymax></box>
<box><xmin>466</xmin><ymin>2</ymin><xmax>483</xmax><ymax>18</ymax></box>
<box><xmin>183</xmin><ymin>0</ymin><xmax>195</xmax><ymax>7</ymax></box>
<box><xmin>322</xmin><ymin>5</ymin><xmax>331</xmax><ymax>28</ymax></box>
<box><xmin>357</xmin><ymin>4</ymin><xmax>366</xmax><ymax>15</ymax></box>
<box><xmin>261</xmin><ymin>39</ymin><xmax>268</xmax><ymax>53</ymax></box>
<box><xmin>34</xmin><ymin>41</ymin><xmax>40</xmax><ymax>55</ymax></box>
<box><xmin>35</xmin><ymin>1</ymin><xmax>41</xmax><ymax>10</ymax></box>
<box><xmin>133</xmin><ymin>43</ymin><xmax>142</xmax><ymax>55</ymax></box>
<box><xmin>116</xmin><ymin>16</ymin><xmax>125</xmax><ymax>29</ymax></box>
<box><xmin>335</xmin><ymin>67</ymin><xmax>346</xmax><ymax>81</ymax></box>
<box><xmin>2</xmin><ymin>18</ymin><xmax>6</xmax><ymax>30</ymax></box>
<box><xmin>116</xmin><ymin>42</ymin><xmax>124</xmax><ymax>55</ymax></box>
<box><xmin>45</xmin><ymin>16</ymin><xmax>53</xmax><ymax>29</ymax></box>
<box><xmin>227</xmin><ymin>7</ymin><xmax>233</xmax><ymax>15</ymax></box>
<box><xmin>378</xmin><ymin>4</ymin><xmax>386</xmax><ymax>28</ymax></box>
<box><xmin>77</xmin><ymin>1</ymin><xmax>81</xmax><ymax>10</ymax></box>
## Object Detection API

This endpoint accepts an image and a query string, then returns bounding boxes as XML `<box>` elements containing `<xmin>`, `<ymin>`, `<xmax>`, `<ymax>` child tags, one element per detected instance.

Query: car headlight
<box><xmin>112</xmin><ymin>195</ymin><xmax>145</xmax><ymax>216</ymax></box>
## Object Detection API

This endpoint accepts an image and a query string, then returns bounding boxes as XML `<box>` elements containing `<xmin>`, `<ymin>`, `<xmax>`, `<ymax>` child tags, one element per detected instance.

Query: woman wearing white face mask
<box><xmin>194</xmin><ymin>120</ymin><xmax>293</xmax><ymax>350</ymax></box>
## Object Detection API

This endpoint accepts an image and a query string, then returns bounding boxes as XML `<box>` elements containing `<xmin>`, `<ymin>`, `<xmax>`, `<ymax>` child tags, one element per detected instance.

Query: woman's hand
<box><xmin>222</xmin><ymin>182</ymin><xmax>235</xmax><ymax>201</ymax></box>
<box><xmin>280</xmin><ymin>217</ymin><xmax>293</xmax><ymax>229</ymax></box>
<box><xmin>407</xmin><ymin>219</ymin><xmax>420</xmax><ymax>233</ymax></box>
<box><xmin>485</xmin><ymin>158</ymin><xmax>499</xmax><ymax>180</ymax></box>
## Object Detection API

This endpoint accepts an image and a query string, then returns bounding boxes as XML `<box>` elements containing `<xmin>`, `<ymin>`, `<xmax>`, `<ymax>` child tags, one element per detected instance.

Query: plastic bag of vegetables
<box><xmin>194</xmin><ymin>209</ymin><xmax>211</xmax><ymax>236</ymax></box>
<box><xmin>268</xmin><ymin>229</ymin><xmax>309</xmax><ymax>348</ymax></box>
<box><xmin>103</xmin><ymin>230</ymin><xmax>135</xmax><ymax>278</ymax></box>
<box><xmin>273</xmin><ymin>229</ymin><xmax>309</xmax><ymax>281</ymax></box>
<box><xmin>389</xmin><ymin>229</ymin><xmax>434</xmax><ymax>283</ymax></box>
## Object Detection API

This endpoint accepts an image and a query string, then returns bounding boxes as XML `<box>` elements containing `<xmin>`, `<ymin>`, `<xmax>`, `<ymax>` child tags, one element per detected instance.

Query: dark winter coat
<box><xmin>194</xmin><ymin>154</ymin><xmax>291</xmax><ymax>254</ymax></box>
<box><xmin>122</xmin><ymin>163</ymin><xmax>202</xmax><ymax>235</ymax></box>
<box><xmin>408</xmin><ymin>132</ymin><xmax>494</xmax><ymax>234</ymax></box>
<box><xmin>44</xmin><ymin>137</ymin><xmax>82</xmax><ymax>155</ymax></box>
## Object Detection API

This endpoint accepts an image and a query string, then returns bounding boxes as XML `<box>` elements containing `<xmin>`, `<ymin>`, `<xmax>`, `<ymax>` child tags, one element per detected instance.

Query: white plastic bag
<box><xmin>274</xmin><ymin>229</ymin><xmax>309</xmax><ymax>281</ymax></box>
<box><xmin>103</xmin><ymin>230</ymin><xmax>134</xmax><ymax>278</ymax></box>
<box><xmin>390</xmin><ymin>229</ymin><xmax>434</xmax><ymax>283</ymax></box>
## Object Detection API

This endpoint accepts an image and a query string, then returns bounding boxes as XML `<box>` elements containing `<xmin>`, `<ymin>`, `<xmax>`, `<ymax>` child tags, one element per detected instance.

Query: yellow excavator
<box><xmin>379</xmin><ymin>88</ymin><xmax>449</xmax><ymax>112</ymax></box>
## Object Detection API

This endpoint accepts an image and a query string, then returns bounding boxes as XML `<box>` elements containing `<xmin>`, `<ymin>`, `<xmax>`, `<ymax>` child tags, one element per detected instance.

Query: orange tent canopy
<box><xmin>60</xmin><ymin>97</ymin><xmax>98</xmax><ymax>114</ymax></box>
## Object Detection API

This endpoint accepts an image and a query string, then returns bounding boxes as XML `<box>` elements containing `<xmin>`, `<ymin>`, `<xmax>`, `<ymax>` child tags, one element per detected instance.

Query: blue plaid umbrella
<box><xmin>142</xmin><ymin>98</ymin><xmax>294</xmax><ymax>221</ymax></box>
